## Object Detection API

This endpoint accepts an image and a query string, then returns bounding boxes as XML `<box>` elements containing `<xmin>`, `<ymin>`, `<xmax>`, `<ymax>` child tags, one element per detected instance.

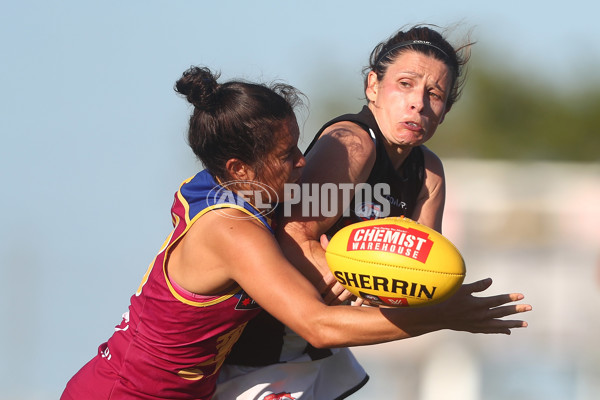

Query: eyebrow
<box><xmin>397</xmin><ymin>70</ymin><xmax>448</xmax><ymax>92</ymax></box>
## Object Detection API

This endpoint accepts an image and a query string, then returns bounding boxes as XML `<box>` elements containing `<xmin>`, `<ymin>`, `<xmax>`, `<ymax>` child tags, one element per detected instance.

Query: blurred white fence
<box><xmin>351</xmin><ymin>159</ymin><xmax>600</xmax><ymax>400</ymax></box>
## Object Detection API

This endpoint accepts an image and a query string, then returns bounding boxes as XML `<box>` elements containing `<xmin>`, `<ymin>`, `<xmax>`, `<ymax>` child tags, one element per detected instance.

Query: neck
<box><xmin>382</xmin><ymin>139</ymin><xmax>413</xmax><ymax>170</ymax></box>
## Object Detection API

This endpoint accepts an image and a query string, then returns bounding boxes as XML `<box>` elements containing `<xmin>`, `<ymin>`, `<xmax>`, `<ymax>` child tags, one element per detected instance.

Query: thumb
<box><xmin>464</xmin><ymin>278</ymin><xmax>493</xmax><ymax>294</ymax></box>
<box><xmin>319</xmin><ymin>234</ymin><xmax>329</xmax><ymax>251</ymax></box>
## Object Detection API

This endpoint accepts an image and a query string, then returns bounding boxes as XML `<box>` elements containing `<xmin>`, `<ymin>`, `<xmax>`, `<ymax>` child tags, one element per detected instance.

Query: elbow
<box><xmin>303</xmin><ymin>333</ymin><xmax>335</xmax><ymax>350</ymax></box>
<box><xmin>295</xmin><ymin>316</ymin><xmax>344</xmax><ymax>349</ymax></box>
<box><xmin>303</xmin><ymin>332</ymin><xmax>333</xmax><ymax>350</ymax></box>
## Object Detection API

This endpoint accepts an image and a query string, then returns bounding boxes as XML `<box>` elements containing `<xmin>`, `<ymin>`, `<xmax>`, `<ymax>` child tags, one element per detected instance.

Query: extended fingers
<box><xmin>487</xmin><ymin>303</ymin><xmax>532</xmax><ymax>319</ymax></box>
<box><xmin>468</xmin><ymin>302</ymin><xmax>531</xmax><ymax>334</ymax></box>
<box><xmin>478</xmin><ymin>293</ymin><xmax>526</xmax><ymax>309</ymax></box>
<box><xmin>475</xmin><ymin>318</ymin><xmax>529</xmax><ymax>334</ymax></box>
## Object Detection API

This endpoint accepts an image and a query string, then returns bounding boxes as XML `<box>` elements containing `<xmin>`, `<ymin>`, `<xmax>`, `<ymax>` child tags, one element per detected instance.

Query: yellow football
<box><xmin>325</xmin><ymin>216</ymin><xmax>465</xmax><ymax>307</ymax></box>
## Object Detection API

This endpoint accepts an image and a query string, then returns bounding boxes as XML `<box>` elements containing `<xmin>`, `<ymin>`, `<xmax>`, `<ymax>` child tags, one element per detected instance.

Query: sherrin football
<box><xmin>325</xmin><ymin>216</ymin><xmax>465</xmax><ymax>307</ymax></box>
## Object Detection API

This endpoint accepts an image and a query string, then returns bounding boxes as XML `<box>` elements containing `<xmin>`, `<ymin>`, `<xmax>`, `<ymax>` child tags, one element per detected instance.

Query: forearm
<box><xmin>297</xmin><ymin>302</ymin><xmax>442</xmax><ymax>349</ymax></box>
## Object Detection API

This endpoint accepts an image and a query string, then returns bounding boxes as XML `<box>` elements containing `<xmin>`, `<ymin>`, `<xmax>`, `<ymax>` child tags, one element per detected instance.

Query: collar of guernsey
<box><xmin>175</xmin><ymin>170</ymin><xmax>275</xmax><ymax>233</ymax></box>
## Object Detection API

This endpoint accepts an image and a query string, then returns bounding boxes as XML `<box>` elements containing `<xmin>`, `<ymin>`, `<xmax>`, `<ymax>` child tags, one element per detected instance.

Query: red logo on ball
<box><xmin>347</xmin><ymin>224</ymin><xmax>433</xmax><ymax>263</ymax></box>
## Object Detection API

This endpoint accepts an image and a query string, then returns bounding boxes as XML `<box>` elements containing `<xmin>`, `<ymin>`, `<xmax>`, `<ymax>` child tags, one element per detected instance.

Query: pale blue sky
<box><xmin>1</xmin><ymin>1</ymin><xmax>599</xmax><ymax>398</ymax></box>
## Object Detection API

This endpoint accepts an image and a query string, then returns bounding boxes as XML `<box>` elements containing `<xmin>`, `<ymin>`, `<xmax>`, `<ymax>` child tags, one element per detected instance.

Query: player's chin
<box><xmin>394</xmin><ymin>133</ymin><xmax>428</xmax><ymax>148</ymax></box>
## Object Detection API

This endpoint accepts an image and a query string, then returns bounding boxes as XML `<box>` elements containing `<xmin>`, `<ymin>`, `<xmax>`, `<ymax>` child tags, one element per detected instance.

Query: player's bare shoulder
<box><xmin>314</xmin><ymin>121</ymin><xmax>376</xmax><ymax>165</ymax></box>
<box><xmin>319</xmin><ymin>121</ymin><xmax>375</xmax><ymax>157</ymax></box>
<box><xmin>421</xmin><ymin>145</ymin><xmax>445</xmax><ymax>177</ymax></box>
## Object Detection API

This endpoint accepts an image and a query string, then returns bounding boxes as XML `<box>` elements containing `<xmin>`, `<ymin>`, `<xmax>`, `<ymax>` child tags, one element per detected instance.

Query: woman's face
<box><xmin>260</xmin><ymin>117</ymin><xmax>305</xmax><ymax>202</ymax></box>
<box><xmin>366</xmin><ymin>50</ymin><xmax>452</xmax><ymax>149</ymax></box>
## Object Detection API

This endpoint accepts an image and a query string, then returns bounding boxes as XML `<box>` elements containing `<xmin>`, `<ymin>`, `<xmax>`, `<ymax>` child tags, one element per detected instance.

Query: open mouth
<box><xmin>404</xmin><ymin>121</ymin><xmax>422</xmax><ymax>131</ymax></box>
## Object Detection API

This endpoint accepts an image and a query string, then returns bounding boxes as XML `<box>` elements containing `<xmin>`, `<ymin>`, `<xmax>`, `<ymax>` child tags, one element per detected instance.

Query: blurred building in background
<box><xmin>351</xmin><ymin>159</ymin><xmax>600</xmax><ymax>400</ymax></box>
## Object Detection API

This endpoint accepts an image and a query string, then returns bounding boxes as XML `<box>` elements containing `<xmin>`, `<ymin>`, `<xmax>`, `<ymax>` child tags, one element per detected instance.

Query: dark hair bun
<box><xmin>174</xmin><ymin>66</ymin><xmax>220</xmax><ymax>110</ymax></box>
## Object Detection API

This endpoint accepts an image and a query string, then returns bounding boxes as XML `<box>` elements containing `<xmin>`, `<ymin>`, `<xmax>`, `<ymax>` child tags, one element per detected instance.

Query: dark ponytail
<box><xmin>174</xmin><ymin>66</ymin><xmax>220</xmax><ymax>111</ymax></box>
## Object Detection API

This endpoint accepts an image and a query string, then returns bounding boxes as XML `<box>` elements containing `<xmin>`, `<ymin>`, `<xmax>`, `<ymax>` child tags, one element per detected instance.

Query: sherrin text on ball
<box><xmin>325</xmin><ymin>216</ymin><xmax>465</xmax><ymax>307</ymax></box>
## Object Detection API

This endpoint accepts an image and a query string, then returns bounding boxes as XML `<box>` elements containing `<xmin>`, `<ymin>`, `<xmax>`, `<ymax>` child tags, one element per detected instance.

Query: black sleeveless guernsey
<box><xmin>305</xmin><ymin>105</ymin><xmax>425</xmax><ymax>236</ymax></box>
<box><xmin>225</xmin><ymin>106</ymin><xmax>425</xmax><ymax>366</ymax></box>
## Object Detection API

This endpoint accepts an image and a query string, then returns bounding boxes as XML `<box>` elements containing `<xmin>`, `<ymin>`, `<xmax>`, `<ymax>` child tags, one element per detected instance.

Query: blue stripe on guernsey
<box><xmin>179</xmin><ymin>170</ymin><xmax>274</xmax><ymax>233</ymax></box>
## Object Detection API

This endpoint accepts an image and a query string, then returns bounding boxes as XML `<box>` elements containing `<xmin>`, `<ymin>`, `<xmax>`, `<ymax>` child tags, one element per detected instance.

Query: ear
<box><xmin>365</xmin><ymin>71</ymin><xmax>379</xmax><ymax>103</ymax></box>
<box><xmin>225</xmin><ymin>158</ymin><xmax>256</xmax><ymax>181</ymax></box>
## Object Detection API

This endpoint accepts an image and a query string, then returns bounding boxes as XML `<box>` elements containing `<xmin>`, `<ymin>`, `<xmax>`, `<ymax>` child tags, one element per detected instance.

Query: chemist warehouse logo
<box><xmin>347</xmin><ymin>224</ymin><xmax>433</xmax><ymax>263</ymax></box>
<box><xmin>209</xmin><ymin>181</ymin><xmax>392</xmax><ymax>220</ymax></box>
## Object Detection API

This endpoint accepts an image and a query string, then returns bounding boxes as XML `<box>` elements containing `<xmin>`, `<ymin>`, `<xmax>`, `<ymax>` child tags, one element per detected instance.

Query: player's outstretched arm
<box><xmin>220</xmin><ymin>214</ymin><xmax>531</xmax><ymax>348</ymax></box>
